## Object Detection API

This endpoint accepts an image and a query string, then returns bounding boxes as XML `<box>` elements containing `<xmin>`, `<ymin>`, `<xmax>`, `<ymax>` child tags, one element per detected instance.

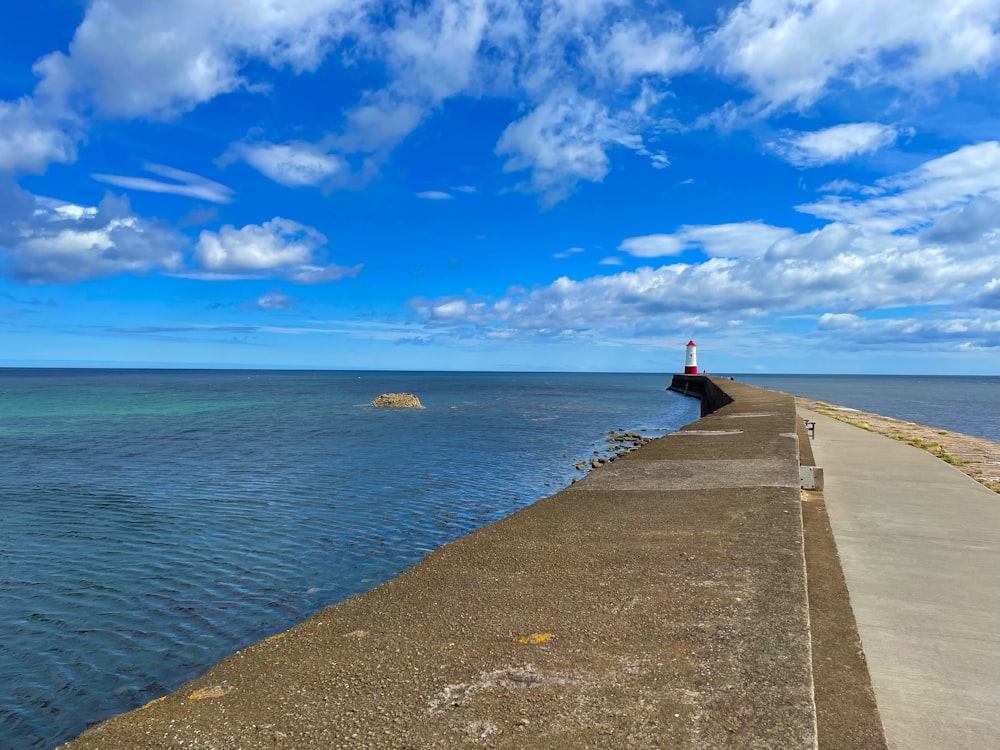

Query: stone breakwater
<box><xmin>795</xmin><ymin>396</ymin><xmax>1000</xmax><ymax>493</ymax></box>
<box><xmin>572</xmin><ymin>430</ymin><xmax>655</xmax><ymax>474</ymax></box>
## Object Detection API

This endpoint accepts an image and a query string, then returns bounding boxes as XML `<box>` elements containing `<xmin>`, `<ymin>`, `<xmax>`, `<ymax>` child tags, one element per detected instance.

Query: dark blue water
<box><xmin>735</xmin><ymin>374</ymin><xmax>1000</xmax><ymax>442</ymax></box>
<box><xmin>0</xmin><ymin>369</ymin><xmax>698</xmax><ymax>750</ymax></box>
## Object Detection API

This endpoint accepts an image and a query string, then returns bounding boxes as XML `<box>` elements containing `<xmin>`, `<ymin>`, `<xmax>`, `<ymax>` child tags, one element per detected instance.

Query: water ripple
<box><xmin>0</xmin><ymin>370</ymin><xmax>697</xmax><ymax>749</ymax></box>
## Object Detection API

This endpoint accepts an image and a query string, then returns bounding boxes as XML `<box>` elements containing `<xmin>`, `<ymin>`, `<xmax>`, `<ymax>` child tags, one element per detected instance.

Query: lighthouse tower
<box><xmin>684</xmin><ymin>340</ymin><xmax>698</xmax><ymax>374</ymax></box>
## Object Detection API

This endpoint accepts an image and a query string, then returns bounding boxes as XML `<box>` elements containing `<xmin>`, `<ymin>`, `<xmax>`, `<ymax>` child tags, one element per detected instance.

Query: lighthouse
<box><xmin>684</xmin><ymin>340</ymin><xmax>698</xmax><ymax>374</ymax></box>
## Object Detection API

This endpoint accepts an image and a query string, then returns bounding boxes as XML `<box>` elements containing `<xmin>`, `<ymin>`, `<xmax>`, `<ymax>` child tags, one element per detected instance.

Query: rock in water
<box><xmin>370</xmin><ymin>393</ymin><xmax>423</xmax><ymax>408</ymax></box>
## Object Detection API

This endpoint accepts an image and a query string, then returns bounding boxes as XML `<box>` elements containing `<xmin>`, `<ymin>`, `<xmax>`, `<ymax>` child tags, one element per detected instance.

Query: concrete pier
<box><xmin>801</xmin><ymin>407</ymin><xmax>1000</xmax><ymax>750</ymax></box>
<box><xmin>62</xmin><ymin>378</ymin><xmax>928</xmax><ymax>749</ymax></box>
<box><xmin>62</xmin><ymin>377</ymin><xmax>824</xmax><ymax>749</ymax></box>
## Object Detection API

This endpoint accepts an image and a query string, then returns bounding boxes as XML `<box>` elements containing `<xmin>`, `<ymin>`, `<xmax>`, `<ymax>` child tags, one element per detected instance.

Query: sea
<box><xmin>2</xmin><ymin>370</ymin><xmax>997</xmax><ymax>750</ymax></box>
<box><xmin>0</xmin><ymin>369</ymin><xmax>698</xmax><ymax>750</ymax></box>
<box><xmin>734</xmin><ymin>373</ymin><xmax>1000</xmax><ymax>443</ymax></box>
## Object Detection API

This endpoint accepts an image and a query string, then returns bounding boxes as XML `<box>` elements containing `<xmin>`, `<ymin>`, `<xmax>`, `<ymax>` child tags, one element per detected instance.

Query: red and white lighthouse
<box><xmin>684</xmin><ymin>340</ymin><xmax>698</xmax><ymax>374</ymax></box>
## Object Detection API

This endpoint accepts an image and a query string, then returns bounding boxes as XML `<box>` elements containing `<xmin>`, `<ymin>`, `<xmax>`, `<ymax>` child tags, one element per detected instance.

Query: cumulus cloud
<box><xmin>921</xmin><ymin>196</ymin><xmax>1000</xmax><ymax>244</ymax></box>
<box><xmin>496</xmin><ymin>90</ymin><xmax>644</xmax><ymax>204</ymax></box>
<box><xmin>818</xmin><ymin>312</ymin><xmax>864</xmax><ymax>330</ymax></box>
<box><xmin>231</xmin><ymin>141</ymin><xmax>346</xmax><ymax>187</ymax></box>
<box><xmin>407</xmin><ymin>141</ymin><xmax>1000</xmax><ymax>347</ymax></box>
<box><xmin>194</xmin><ymin>217</ymin><xmax>361</xmax><ymax>283</ymax></box>
<box><xmin>765</xmin><ymin>223</ymin><xmax>864</xmax><ymax>261</ymax></box>
<box><xmin>32</xmin><ymin>0</ymin><xmax>365</xmax><ymax>120</ymax></box>
<box><xmin>0</xmin><ymin>98</ymin><xmax>78</xmax><ymax>174</ymax></box>
<box><xmin>586</xmin><ymin>18</ymin><xmax>699</xmax><ymax>82</ymax></box>
<box><xmin>620</xmin><ymin>222</ymin><xmax>794</xmax><ymax>259</ymax></box>
<box><xmin>713</xmin><ymin>0</ymin><xmax>1000</xmax><ymax>110</ymax></box>
<box><xmin>817</xmin><ymin>314</ymin><xmax>1000</xmax><ymax>350</ymax></box>
<box><xmin>92</xmin><ymin>163</ymin><xmax>233</xmax><ymax>202</ymax></box>
<box><xmin>416</xmin><ymin>190</ymin><xmax>453</xmax><ymax>200</ymax></box>
<box><xmin>772</xmin><ymin>123</ymin><xmax>904</xmax><ymax>167</ymax></box>
<box><xmin>976</xmin><ymin>278</ymin><xmax>1000</xmax><ymax>309</ymax></box>
<box><xmin>8</xmin><ymin>0</ymin><xmax>997</xmax><ymax>203</ymax></box>
<box><xmin>410</xmin><ymin>241</ymin><xmax>1000</xmax><ymax>338</ymax></box>
<box><xmin>0</xmin><ymin>192</ymin><xmax>184</xmax><ymax>284</ymax></box>
<box><xmin>799</xmin><ymin>141</ymin><xmax>1000</xmax><ymax>232</ymax></box>
<box><xmin>329</xmin><ymin>5</ymin><xmax>698</xmax><ymax>202</ymax></box>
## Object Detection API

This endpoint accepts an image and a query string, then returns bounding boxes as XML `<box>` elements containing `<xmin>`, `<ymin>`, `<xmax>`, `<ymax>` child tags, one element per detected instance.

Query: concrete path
<box><xmin>800</xmin><ymin>408</ymin><xmax>1000</xmax><ymax>750</ymax></box>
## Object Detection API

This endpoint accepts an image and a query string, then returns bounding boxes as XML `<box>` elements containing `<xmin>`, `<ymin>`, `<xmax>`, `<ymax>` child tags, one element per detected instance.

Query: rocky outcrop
<box><xmin>370</xmin><ymin>393</ymin><xmax>423</xmax><ymax>408</ymax></box>
<box><xmin>571</xmin><ymin>430</ymin><xmax>655</xmax><ymax>476</ymax></box>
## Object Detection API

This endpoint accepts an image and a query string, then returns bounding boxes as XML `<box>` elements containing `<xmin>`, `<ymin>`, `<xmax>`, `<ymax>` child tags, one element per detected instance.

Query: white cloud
<box><xmin>922</xmin><ymin>196</ymin><xmax>1000</xmax><ymax>244</ymax></box>
<box><xmin>713</xmin><ymin>0</ymin><xmax>1000</xmax><ymax>110</ymax></box>
<box><xmin>321</xmin><ymin>0</ymin><xmax>498</xmax><ymax>164</ymax></box>
<box><xmin>818</xmin><ymin>312</ymin><xmax>864</xmax><ymax>330</ymax></box>
<box><xmin>8</xmin><ymin>0</ymin><xmax>1000</xmax><ymax>204</ymax></box>
<box><xmin>194</xmin><ymin>217</ymin><xmax>361</xmax><ymax>283</ymax></box>
<box><xmin>285</xmin><ymin>263</ymin><xmax>362</xmax><ymax>284</ymax></box>
<box><xmin>772</xmin><ymin>123</ymin><xmax>903</xmax><ymax>167</ymax></box>
<box><xmin>333</xmin><ymin>92</ymin><xmax>427</xmax><ymax>156</ymax></box>
<box><xmin>416</xmin><ymin>190</ymin><xmax>453</xmax><ymax>200</ymax></box>
<box><xmin>620</xmin><ymin>222</ymin><xmax>794</xmax><ymax>259</ymax></box>
<box><xmin>618</xmin><ymin>234</ymin><xmax>684</xmax><ymax>258</ymax></box>
<box><xmin>496</xmin><ymin>90</ymin><xmax>644</xmax><ymax>204</ymax></box>
<box><xmin>818</xmin><ymin>179</ymin><xmax>867</xmax><ymax>194</ymax></box>
<box><xmin>248</xmin><ymin>290</ymin><xmax>297</xmax><ymax>310</ymax></box>
<box><xmin>92</xmin><ymin>163</ymin><xmax>233</xmax><ymax>202</ymax></box>
<box><xmin>326</xmin><ymin>4</ymin><xmax>696</xmax><ymax>202</ymax></box>
<box><xmin>0</xmin><ymin>192</ymin><xmax>184</xmax><ymax>284</ymax></box>
<box><xmin>381</xmin><ymin>0</ymin><xmax>491</xmax><ymax>102</ymax></box>
<box><xmin>586</xmin><ymin>19</ymin><xmax>699</xmax><ymax>82</ymax></box>
<box><xmin>816</xmin><ymin>314</ymin><xmax>1000</xmax><ymax>349</ymax></box>
<box><xmin>765</xmin><ymin>223</ymin><xmax>864</xmax><ymax>261</ymax></box>
<box><xmin>233</xmin><ymin>141</ymin><xmax>346</xmax><ymax>187</ymax></box>
<box><xmin>799</xmin><ymin>141</ymin><xmax>1000</xmax><ymax>232</ymax></box>
<box><xmin>0</xmin><ymin>98</ymin><xmax>78</xmax><ymax>174</ymax></box>
<box><xmin>0</xmin><ymin>0</ymin><xmax>370</xmax><ymax>176</ymax></box>
<box><xmin>33</xmin><ymin>0</ymin><xmax>366</xmax><ymax>120</ymax></box>
<box><xmin>977</xmin><ymin>278</ymin><xmax>1000</xmax><ymax>309</ymax></box>
<box><xmin>554</xmin><ymin>246</ymin><xmax>585</xmax><ymax>259</ymax></box>
<box><xmin>411</xmin><ymin>238</ymin><xmax>1000</xmax><ymax>338</ymax></box>
<box><xmin>408</xmin><ymin>142</ymin><xmax>1000</xmax><ymax>346</ymax></box>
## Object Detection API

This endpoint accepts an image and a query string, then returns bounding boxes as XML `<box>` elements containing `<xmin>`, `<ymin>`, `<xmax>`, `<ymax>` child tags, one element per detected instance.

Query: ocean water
<box><xmin>0</xmin><ymin>369</ymin><xmax>698</xmax><ymax>750</ymax></box>
<box><xmin>735</xmin><ymin>374</ymin><xmax>1000</xmax><ymax>442</ymax></box>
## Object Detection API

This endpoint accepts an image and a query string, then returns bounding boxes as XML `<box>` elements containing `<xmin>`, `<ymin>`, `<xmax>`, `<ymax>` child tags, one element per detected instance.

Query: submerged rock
<box><xmin>370</xmin><ymin>393</ymin><xmax>423</xmax><ymax>408</ymax></box>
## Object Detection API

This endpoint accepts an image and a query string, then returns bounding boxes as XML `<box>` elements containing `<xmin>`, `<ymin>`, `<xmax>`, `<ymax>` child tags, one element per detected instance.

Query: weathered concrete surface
<box><xmin>61</xmin><ymin>379</ymin><xmax>817</xmax><ymax>750</ymax></box>
<box><xmin>797</xmin><ymin>397</ymin><xmax>1000</xmax><ymax>492</ymax></box>
<box><xmin>801</xmin><ymin>497</ymin><xmax>887</xmax><ymax>750</ymax></box>
<box><xmin>802</xmin><ymin>407</ymin><xmax>1000</xmax><ymax>750</ymax></box>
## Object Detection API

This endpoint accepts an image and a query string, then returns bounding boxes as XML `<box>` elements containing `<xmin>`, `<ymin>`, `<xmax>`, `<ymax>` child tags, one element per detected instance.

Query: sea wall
<box><xmin>62</xmin><ymin>377</ymin><xmax>819</xmax><ymax>750</ymax></box>
<box><xmin>668</xmin><ymin>373</ymin><xmax>734</xmax><ymax>416</ymax></box>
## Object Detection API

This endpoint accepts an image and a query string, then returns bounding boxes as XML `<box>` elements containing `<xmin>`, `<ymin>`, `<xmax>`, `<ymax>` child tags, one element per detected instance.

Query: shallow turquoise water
<box><xmin>0</xmin><ymin>369</ymin><xmax>698</xmax><ymax>749</ymax></box>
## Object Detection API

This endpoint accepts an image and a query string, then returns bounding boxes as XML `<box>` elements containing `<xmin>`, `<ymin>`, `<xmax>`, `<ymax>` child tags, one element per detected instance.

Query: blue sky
<box><xmin>2</xmin><ymin>0</ymin><xmax>1000</xmax><ymax>373</ymax></box>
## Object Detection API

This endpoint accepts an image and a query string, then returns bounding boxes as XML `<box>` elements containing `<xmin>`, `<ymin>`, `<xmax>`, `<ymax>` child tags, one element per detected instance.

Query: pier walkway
<box><xmin>800</xmin><ymin>408</ymin><xmax>1000</xmax><ymax>750</ymax></box>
